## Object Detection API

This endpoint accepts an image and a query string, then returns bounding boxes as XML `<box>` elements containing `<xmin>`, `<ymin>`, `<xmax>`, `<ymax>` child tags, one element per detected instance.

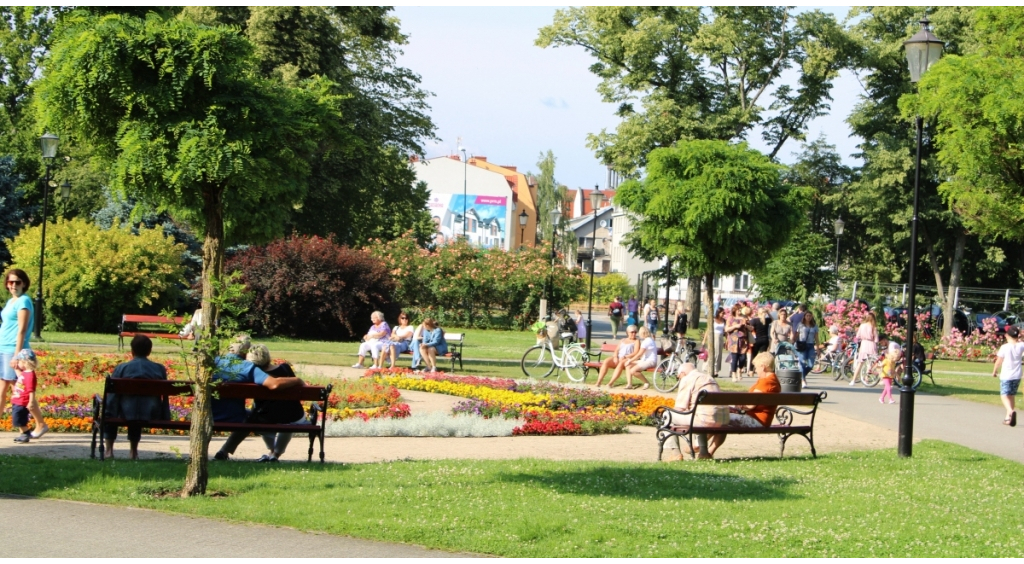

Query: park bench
<box><xmin>118</xmin><ymin>314</ymin><xmax>185</xmax><ymax>350</ymax></box>
<box><xmin>582</xmin><ymin>341</ymin><xmax>670</xmax><ymax>377</ymax></box>
<box><xmin>90</xmin><ymin>377</ymin><xmax>332</xmax><ymax>462</ymax></box>
<box><xmin>653</xmin><ymin>390</ymin><xmax>827</xmax><ymax>460</ymax></box>
<box><xmin>401</xmin><ymin>332</ymin><xmax>464</xmax><ymax>372</ymax></box>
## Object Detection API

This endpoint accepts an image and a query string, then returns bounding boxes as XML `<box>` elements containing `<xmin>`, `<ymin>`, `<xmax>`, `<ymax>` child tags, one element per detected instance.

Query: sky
<box><xmin>393</xmin><ymin>6</ymin><xmax>863</xmax><ymax>190</ymax></box>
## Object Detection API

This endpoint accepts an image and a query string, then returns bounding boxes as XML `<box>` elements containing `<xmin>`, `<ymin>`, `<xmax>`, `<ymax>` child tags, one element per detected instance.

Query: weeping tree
<box><xmin>36</xmin><ymin>12</ymin><xmax>345</xmax><ymax>496</ymax></box>
<box><xmin>616</xmin><ymin>140</ymin><xmax>801</xmax><ymax>372</ymax></box>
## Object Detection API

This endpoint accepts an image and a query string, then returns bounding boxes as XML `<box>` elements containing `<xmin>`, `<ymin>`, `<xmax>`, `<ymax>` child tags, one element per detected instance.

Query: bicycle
<box><xmin>811</xmin><ymin>347</ymin><xmax>848</xmax><ymax>378</ymax></box>
<box><xmin>520</xmin><ymin>332</ymin><xmax>589</xmax><ymax>382</ymax></box>
<box><xmin>862</xmin><ymin>355</ymin><xmax>923</xmax><ymax>389</ymax></box>
<box><xmin>652</xmin><ymin>336</ymin><xmax>700</xmax><ymax>393</ymax></box>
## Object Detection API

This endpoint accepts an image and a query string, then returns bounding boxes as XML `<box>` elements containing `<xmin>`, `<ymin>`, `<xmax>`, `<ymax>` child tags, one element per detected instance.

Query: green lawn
<box><xmin>0</xmin><ymin>440</ymin><xmax>1019</xmax><ymax>557</ymax></box>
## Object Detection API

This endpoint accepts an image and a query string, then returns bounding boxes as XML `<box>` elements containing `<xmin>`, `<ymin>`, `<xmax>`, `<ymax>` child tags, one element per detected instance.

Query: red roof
<box><xmin>581</xmin><ymin>189</ymin><xmax>616</xmax><ymax>215</ymax></box>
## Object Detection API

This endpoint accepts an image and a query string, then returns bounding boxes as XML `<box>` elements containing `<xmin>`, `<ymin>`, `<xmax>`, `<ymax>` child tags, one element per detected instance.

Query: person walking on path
<box><xmin>789</xmin><ymin>304</ymin><xmax>806</xmax><ymax>333</ymax></box>
<box><xmin>725</xmin><ymin>306</ymin><xmax>751</xmax><ymax>382</ymax></box>
<box><xmin>851</xmin><ymin>311</ymin><xmax>879</xmax><ymax>386</ymax></box>
<box><xmin>645</xmin><ymin>299</ymin><xmax>660</xmax><ymax>334</ymax></box>
<box><xmin>1</xmin><ymin>268</ymin><xmax>33</xmax><ymax>420</ymax></box>
<box><xmin>608</xmin><ymin>296</ymin><xmax>625</xmax><ymax>340</ymax></box>
<box><xmin>749</xmin><ymin>307</ymin><xmax>771</xmax><ymax>358</ymax></box>
<box><xmin>672</xmin><ymin>301</ymin><xmax>688</xmax><ymax>340</ymax></box>
<box><xmin>796</xmin><ymin>312</ymin><xmax>819</xmax><ymax>388</ymax></box>
<box><xmin>769</xmin><ymin>309</ymin><xmax>794</xmax><ymax>354</ymax></box>
<box><xmin>992</xmin><ymin>326</ymin><xmax>1024</xmax><ymax>427</ymax></box>
<box><xmin>879</xmin><ymin>342</ymin><xmax>901</xmax><ymax>405</ymax></box>
<box><xmin>9</xmin><ymin>348</ymin><xmax>44</xmax><ymax>444</ymax></box>
<box><xmin>627</xmin><ymin>296</ymin><xmax>638</xmax><ymax>322</ymax></box>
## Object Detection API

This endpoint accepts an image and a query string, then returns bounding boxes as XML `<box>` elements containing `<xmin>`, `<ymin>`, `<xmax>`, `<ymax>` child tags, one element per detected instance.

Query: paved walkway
<box><xmin>0</xmin><ymin>494</ymin><xmax>469</xmax><ymax>557</ymax></box>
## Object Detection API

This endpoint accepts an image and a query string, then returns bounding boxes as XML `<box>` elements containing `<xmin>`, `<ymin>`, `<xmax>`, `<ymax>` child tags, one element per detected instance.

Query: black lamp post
<box><xmin>35</xmin><ymin>132</ymin><xmax>59</xmax><ymax>338</ymax></box>
<box><xmin>519</xmin><ymin>210</ymin><xmax>528</xmax><ymax>250</ymax></box>
<box><xmin>545</xmin><ymin>208</ymin><xmax>561</xmax><ymax>316</ymax></box>
<box><xmin>833</xmin><ymin>216</ymin><xmax>844</xmax><ymax>279</ymax></box>
<box><xmin>460</xmin><ymin>147</ymin><xmax>468</xmax><ymax>240</ymax></box>
<box><xmin>899</xmin><ymin>16</ymin><xmax>944</xmax><ymax>458</ymax></box>
<box><xmin>585</xmin><ymin>188</ymin><xmax>603</xmax><ymax>351</ymax></box>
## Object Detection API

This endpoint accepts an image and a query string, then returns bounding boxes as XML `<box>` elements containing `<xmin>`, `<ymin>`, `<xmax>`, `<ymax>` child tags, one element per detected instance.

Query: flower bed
<box><xmin>1</xmin><ymin>354</ymin><xmax>409</xmax><ymax>433</ymax></box>
<box><xmin>373</xmin><ymin>369</ymin><xmax>674</xmax><ymax>436</ymax></box>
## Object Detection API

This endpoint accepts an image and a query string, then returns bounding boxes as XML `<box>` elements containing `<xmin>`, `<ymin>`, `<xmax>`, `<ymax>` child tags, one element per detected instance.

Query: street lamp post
<box><xmin>519</xmin><ymin>210</ymin><xmax>528</xmax><ymax>250</ymax></box>
<box><xmin>899</xmin><ymin>16</ymin><xmax>944</xmax><ymax>458</ymax></box>
<box><xmin>35</xmin><ymin>133</ymin><xmax>59</xmax><ymax>338</ymax></box>
<box><xmin>460</xmin><ymin>147</ymin><xmax>468</xmax><ymax>240</ymax></box>
<box><xmin>544</xmin><ymin>208</ymin><xmax>561</xmax><ymax>319</ymax></box>
<box><xmin>585</xmin><ymin>188</ymin><xmax>603</xmax><ymax>351</ymax></box>
<box><xmin>833</xmin><ymin>216</ymin><xmax>844</xmax><ymax>279</ymax></box>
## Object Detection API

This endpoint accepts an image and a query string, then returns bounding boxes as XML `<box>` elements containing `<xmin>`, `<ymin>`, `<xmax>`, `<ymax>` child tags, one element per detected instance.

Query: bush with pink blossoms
<box><xmin>934</xmin><ymin>317</ymin><xmax>1004</xmax><ymax>361</ymax></box>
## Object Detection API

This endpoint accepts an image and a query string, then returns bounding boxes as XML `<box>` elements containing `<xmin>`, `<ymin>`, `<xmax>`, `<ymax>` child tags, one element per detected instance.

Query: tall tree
<box><xmin>845</xmin><ymin>6</ymin><xmax>988</xmax><ymax>335</ymax></box>
<box><xmin>37</xmin><ymin>11</ymin><xmax>345</xmax><ymax>495</ymax></box>
<box><xmin>0</xmin><ymin>155</ymin><xmax>32</xmax><ymax>268</ymax></box>
<box><xmin>180</xmin><ymin>6</ymin><xmax>436</xmax><ymax>245</ymax></box>
<box><xmin>538</xmin><ymin>6</ymin><xmax>853</xmax><ymax>325</ymax></box>
<box><xmin>616</xmin><ymin>140</ymin><xmax>800</xmax><ymax>372</ymax></box>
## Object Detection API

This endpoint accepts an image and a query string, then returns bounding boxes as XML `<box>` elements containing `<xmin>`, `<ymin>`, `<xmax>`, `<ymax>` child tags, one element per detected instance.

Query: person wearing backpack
<box><xmin>608</xmin><ymin>296</ymin><xmax>625</xmax><ymax>339</ymax></box>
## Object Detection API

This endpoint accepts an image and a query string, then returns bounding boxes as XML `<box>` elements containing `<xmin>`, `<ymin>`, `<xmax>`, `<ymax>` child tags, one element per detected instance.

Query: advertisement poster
<box><xmin>427</xmin><ymin>194</ymin><xmax>508</xmax><ymax>249</ymax></box>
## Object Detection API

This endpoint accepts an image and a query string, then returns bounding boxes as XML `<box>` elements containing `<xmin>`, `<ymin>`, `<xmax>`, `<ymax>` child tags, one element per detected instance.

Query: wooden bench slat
<box><xmin>122</xmin><ymin>314</ymin><xmax>184</xmax><ymax>324</ymax></box>
<box><xmin>691</xmin><ymin>392</ymin><xmax>821</xmax><ymax>406</ymax></box>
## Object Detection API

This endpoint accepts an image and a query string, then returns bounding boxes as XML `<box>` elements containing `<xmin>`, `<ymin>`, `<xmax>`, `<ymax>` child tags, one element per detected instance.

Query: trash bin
<box><xmin>774</xmin><ymin>342</ymin><xmax>803</xmax><ymax>393</ymax></box>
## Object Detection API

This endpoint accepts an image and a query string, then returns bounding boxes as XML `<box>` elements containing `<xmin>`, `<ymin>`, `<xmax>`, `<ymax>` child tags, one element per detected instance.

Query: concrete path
<box><xmin>0</xmin><ymin>494</ymin><xmax>471</xmax><ymax>557</ymax></box>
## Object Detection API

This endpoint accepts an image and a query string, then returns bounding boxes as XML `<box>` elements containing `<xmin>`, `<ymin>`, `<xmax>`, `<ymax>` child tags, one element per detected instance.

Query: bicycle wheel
<box><xmin>521</xmin><ymin>345</ymin><xmax>555</xmax><ymax>379</ymax></box>
<box><xmin>836</xmin><ymin>357</ymin><xmax>852</xmax><ymax>381</ymax></box>
<box><xmin>905</xmin><ymin>364</ymin><xmax>924</xmax><ymax>390</ymax></box>
<box><xmin>563</xmin><ymin>347</ymin><xmax>588</xmax><ymax>383</ymax></box>
<box><xmin>653</xmin><ymin>357</ymin><xmax>680</xmax><ymax>393</ymax></box>
<box><xmin>811</xmin><ymin>356</ymin><xmax>830</xmax><ymax>375</ymax></box>
<box><xmin>862</xmin><ymin>360</ymin><xmax>881</xmax><ymax>387</ymax></box>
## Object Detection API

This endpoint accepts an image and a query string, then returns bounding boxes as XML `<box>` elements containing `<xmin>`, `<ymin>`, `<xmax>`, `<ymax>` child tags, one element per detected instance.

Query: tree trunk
<box><xmin>942</xmin><ymin>231</ymin><xmax>967</xmax><ymax>337</ymax></box>
<box><xmin>181</xmin><ymin>188</ymin><xmax>225</xmax><ymax>498</ymax></box>
<box><xmin>703</xmin><ymin>272</ymin><xmax>716</xmax><ymax>377</ymax></box>
<box><xmin>920</xmin><ymin>224</ymin><xmax>946</xmax><ymax>305</ymax></box>
<box><xmin>687</xmin><ymin>275</ymin><xmax>701</xmax><ymax>329</ymax></box>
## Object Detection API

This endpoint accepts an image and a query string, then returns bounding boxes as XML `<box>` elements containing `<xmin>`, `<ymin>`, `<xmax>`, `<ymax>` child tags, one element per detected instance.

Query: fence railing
<box><xmin>837</xmin><ymin>280</ymin><xmax>1024</xmax><ymax>313</ymax></box>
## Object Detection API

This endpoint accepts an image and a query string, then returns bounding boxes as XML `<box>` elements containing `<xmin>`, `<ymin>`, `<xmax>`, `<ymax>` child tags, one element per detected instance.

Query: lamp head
<box><xmin>60</xmin><ymin>181</ymin><xmax>71</xmax><ymax>199</ymax></box>
<box><xmin>904</xmin><ymin>16</ymin><xmax>944</xmax><ymax>83</ymax></box>
<box><xmin>549</xmin><ymin>208</ymin><xmax>561</xmax><ymax>224</ymax></box>
<box><xmin>40</xmin><ymin>132</ymin><xmax>59</xmax><ymax>159</ymax></box>
<box><xmin>519</xmin><ymin>210</ymin><xmax>528</xmax><ymax>226</ymax></box>
<box><xmin>834</xmin><ymin>217</ymin><xmax>845</xmax><ymax>236</ymax></box>
<box><xmin>590</xmin><ymin>188</ymin><xmax>604</xmax><ymax>211</ymax></box>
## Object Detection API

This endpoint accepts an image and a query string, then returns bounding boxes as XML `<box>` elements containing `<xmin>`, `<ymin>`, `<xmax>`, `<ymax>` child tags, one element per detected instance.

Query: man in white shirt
<box><xmin>992</xmin><ymin>326</ymin><xmax>1024</xmax><ymax>427</ymax></box>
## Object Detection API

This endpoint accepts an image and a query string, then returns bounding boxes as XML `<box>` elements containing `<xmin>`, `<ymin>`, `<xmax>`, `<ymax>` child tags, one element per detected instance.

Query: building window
<box><xmin>712</xmin><ymin>275</ymin><xmax>720</xmax><ymax>289</ymax></box>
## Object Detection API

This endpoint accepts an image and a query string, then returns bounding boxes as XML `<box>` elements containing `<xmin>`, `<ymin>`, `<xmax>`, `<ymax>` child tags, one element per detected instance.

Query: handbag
<box><xmin>795</xmin><ymin>340</ymin><xmax>809</xmax><ymax>352</ymax></box>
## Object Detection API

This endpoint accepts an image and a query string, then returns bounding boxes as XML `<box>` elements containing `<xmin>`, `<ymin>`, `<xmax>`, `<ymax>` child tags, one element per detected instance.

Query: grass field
<box><xmin>0</xmin><ymin>440</ymin><xmax>1019</xmax><ymax>557</ymax></box>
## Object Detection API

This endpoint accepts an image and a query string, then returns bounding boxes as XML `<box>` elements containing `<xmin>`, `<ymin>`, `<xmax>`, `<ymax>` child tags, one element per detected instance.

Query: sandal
<box><xmin>1006</xmin><ymin>412</ymin><xmax>1017</xmax><ymax>427</ymax></box>
<box><xmin>641</xmin><ymin>383</ymin><xmax>650</xmax><ymax>390</ymax></box>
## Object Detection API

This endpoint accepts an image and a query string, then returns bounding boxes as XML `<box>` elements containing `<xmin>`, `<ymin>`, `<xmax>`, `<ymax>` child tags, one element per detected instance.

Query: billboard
<box><xmin>428</xmin><ymin>194</ymin><xmax>508</xmax><ymax>249</ymax></box>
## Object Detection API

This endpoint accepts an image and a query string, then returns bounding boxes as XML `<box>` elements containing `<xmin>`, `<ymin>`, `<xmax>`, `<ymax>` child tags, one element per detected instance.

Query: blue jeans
<box><xmin>798</xmin><ymin>348</ymin><xmax>816</xmax><ymax>378</ymax></box>
<box><xmin>410</xmin><ymin>338</ymin><xmax>422</xmax><ymax>368</ymax></box>
<box><xmin>0</xmin><ymin>352</ymin><xmax>16</xmax><ymax>382</ymax></box>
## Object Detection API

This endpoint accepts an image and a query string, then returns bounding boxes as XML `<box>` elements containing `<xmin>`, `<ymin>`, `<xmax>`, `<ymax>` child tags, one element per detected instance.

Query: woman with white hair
<box><xmin>353</xmin><ymin>311</ymin><xmax>390</xmax><ymax>369</ymax></box>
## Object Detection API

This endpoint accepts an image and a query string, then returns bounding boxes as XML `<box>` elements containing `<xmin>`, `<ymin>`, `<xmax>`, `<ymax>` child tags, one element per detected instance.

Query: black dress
<box><xmin>750</xmin><ymin>317</ymin><xmax>771</xmax><ymax>356</ymax></box>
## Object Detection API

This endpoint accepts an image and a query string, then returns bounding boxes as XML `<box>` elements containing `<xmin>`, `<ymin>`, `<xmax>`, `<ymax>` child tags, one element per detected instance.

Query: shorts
<box><xmin>632</xmin><ymin>359</ymin><xmax>657</xmax><ymax>372</ymax></box>
<box><xmin>729</xmin><ymin>413</ymin><xmax>763</xmax><ymax>428</ymax></box>
<box><xmin>0</xmin><ymin>352</ymin><xmax>15</xmax><ymax>381</ymax></box>
<box><xmin>11</xmin><ymin>404</ymin><xmax>29</xmax><ymax>427</ymax></box>
<box><xmin>1000</xmin><ymin>379</ymin><xmax>1021</xmax><ymax>396</ymax></box>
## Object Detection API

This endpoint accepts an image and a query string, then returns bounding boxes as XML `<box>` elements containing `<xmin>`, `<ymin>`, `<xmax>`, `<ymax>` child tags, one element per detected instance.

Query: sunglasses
<box><xmin>6</xmin><ymin>280</ymin><xmax>22</xmax><ymax>286</ymax></box>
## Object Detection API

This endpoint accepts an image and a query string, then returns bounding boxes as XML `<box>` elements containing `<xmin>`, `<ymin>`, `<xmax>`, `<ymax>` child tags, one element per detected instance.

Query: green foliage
<box><xmin>8</xmin><ymin>218</ymin><xmax>184</xmax><ymax>332</ymax></box>
<box><xmin>587</xmin><ymin>273</ymin><xmax>633</xmax><ymax>305</ymax></box>
<box><xmin>368</xmin><ymin>233</ymin><xmax>585</xmax><ymax>329</ymax></box>
<box><xmin>903</xmin><ymin>7</ymin><xmax>1024</xmax><ymax>242</ymax></box>
<box><xmin>616</xmin><ymin>140</ymin><xmax>800</xmax><ymax>277</ymax></box>
<box><xmin>537</xmin><ymin>7</ymin><xmax>856</xmax><ymax>174</ymax></box>
<box><xmin>0</xmin><ymin>156</ymin><xmax>33</xmax><ymax>268</ymax></box>
<box><xmin>751</xmin><ymin>219</ymin><xmax>835</xmax><ymax>301</ymax></box>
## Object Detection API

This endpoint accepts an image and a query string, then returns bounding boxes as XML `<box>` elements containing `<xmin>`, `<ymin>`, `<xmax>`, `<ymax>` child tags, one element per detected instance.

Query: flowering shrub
<box><xmin>367</xmin><ymin>232</ymin><xmax>585</xmax><ymax>329</ymax></box>
<box><xmin>823</xmin><ymin>299</ymin><xmax>871</xmax><ymax>338</ymax></box>
<box><xmin>226</xmin><ymin>234</ymin><xmax>400</xmax><ymax>340</ymax></box>
<box><xmin>934</xmin><ymin>319</ymin><xmax>1004</xmax><ymax>361</ymax></box>
<box><xmin>884</xmin><ymin>311</ymin><xmax>933</xmax><ymax>343</ymax></box>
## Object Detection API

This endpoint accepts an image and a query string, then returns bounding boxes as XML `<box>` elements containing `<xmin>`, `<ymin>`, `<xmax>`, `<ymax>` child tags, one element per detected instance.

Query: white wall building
<box><xmin>412</xmin><ymin>156</ymin><xmax>515</xmax><ymax>251</ymax></box>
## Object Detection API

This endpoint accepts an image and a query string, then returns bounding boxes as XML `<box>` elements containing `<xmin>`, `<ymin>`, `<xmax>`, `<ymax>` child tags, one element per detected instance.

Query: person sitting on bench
<box><xmin>729</xmin><ymin>352</ymin><xmax>781</xmax><ymax>428</ymax></box>
<box><xmin>213</xmin><ymin>335</ymin><xmax>304</xmax><ymax>461</ymax></box>
<box><xmin>244</xmin><ymin>344</ymin><xmax>308</xmax><ymax>462</ymax></box>
<box><xmin>103</xmin><ymin>335</ymin><xmax>170</xmax><ymax>460</ymax></box>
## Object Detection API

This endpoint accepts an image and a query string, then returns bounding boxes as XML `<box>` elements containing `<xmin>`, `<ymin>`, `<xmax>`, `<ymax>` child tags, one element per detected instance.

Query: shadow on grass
<box><xmin>0</xmin><ymin>454</ymin><xmax>350</xmax><ymax>500</ymax></box>
<box><xmin>496</xmin><ymin>463</ymin><xmax>800</xmax><ymax>502</ymax></box>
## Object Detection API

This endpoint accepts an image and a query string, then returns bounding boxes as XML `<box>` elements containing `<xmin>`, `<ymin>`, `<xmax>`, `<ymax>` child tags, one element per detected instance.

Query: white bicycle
<box><xmin>520</xmin><ymin>332</ymin><xmax>589</xmax><ymax>382</ymax></box>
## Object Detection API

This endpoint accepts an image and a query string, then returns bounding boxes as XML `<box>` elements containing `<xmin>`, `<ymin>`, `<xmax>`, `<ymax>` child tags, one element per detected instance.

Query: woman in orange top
<box><xmin>729</xmin><ymin>352</ymin><xmax>782</xmax><ymax>428</ymax></box>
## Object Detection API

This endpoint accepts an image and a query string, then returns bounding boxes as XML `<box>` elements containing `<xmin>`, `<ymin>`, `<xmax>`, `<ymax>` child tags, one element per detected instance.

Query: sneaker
<box><xmin>30</xmin><ymin>424</ymin><xmax>50</xmax><ymax>439</ymax></box>
<box><xmin>14</xmin><ymin>433</ymin><xmax>30</xmax><ymax>444</ymax></box>
<box><xmin>213</xmin><ymin>451</ymin><xmax>229</xmax><ymax>461</ymax></box>
<box><xmin>257</xmin><ymin>454</ymin><xmax>273</xmax><ymax>462</ymax></box>
<box><xmin>849</xmin><ymin>380</ymin><xmax>858</xmax><ymax>386</ymax></box>
<box><xmin>351</xmin><ymin>363</ymin><xmax>363</xmax><ymax>369</ymax></box>
<box><xmin>888</xmin><ymin>400</ymin><xmax>896</xmax><ymax>404</ymax></box>
<box><xmin>879</xmin><ymin>397</ymin><xmax>884</xmax><ymax>404</ymax></box>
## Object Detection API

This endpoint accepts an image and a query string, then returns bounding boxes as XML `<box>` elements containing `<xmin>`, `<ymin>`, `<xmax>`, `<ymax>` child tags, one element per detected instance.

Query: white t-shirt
<box><xmin>640</xmin><ymin>337</ymin><xmax>658</xmax><ymax>364</ymax></box>
<box><xmin>826</xmin><ymin>335</ymin><xmax>841</xmax><ymax>353</ymax></box>
<box><xmin>997</xmin><ymin>341</ymin><xmax>1024</xmax><ymax>381</ymax></box>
